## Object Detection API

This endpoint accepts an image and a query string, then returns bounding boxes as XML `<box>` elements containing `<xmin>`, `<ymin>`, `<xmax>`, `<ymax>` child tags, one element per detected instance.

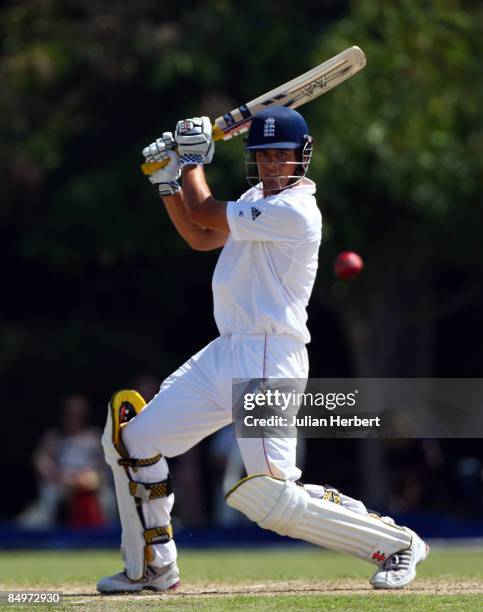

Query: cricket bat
<box><xmin>141</xmin><ymin>46</ymin><xmax>366</xmax><ymax>175</ymax></box>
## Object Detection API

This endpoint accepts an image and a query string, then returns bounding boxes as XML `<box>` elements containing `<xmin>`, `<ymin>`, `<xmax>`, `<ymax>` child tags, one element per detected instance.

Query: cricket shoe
<box><xmin>370</xmin><ymin>529</ymin><xmax>429</xmax><ymax>589</ymax></box>
<box><xmin>97</xmin><ymin>562</ymin><xmax>180</xmax><ymax>593</ymax></box>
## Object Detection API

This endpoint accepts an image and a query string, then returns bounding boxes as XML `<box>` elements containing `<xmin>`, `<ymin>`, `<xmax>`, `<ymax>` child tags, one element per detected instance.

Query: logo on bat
<box><xmin>302</xmin><ymin>76</ymin><xmax>328</xmax><ymax>97</ymax></box>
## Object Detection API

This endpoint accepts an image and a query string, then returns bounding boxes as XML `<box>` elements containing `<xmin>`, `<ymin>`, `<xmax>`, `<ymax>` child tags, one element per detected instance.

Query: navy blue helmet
<box><xmin>245</xmin><ymin>106</ymin><xmax>311</xmax><ymax>150</ymax></box>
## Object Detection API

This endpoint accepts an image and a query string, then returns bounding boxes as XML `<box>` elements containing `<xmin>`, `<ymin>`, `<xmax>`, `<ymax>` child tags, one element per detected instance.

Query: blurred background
<box><xmin>1</xmin><ymin>0</ymin><xmax>482</xmax><ymax>547</ymax></box>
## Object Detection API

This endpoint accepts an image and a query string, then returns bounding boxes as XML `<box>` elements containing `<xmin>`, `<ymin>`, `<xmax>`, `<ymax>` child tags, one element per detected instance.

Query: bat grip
<box><xmin>140</xmin><ymin>157</ymin><xmax>171</xmax><ymax>175</ymax></box>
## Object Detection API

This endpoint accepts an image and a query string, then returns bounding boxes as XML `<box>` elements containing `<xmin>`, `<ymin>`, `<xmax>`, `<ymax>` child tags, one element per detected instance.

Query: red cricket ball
<box><xmin>334</xmin><ymin>251</ymin><xmax>364</xmax><ymax>280</ymax></box>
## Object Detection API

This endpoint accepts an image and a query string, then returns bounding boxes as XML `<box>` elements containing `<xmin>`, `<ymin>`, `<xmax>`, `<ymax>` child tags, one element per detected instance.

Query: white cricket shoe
<box><xmin>97</xmin><ymin>562</ymin><xmax>180</xmax><ymax>593</ymax></box>
<box><xmin>370</xmin><ymin>529</ymin><xmax>429</xmax><ymax>589</ymax></box>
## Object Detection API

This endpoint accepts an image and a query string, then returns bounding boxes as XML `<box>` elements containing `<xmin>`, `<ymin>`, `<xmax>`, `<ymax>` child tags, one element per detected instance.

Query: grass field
<box><xmin>0</xmin><ymin>546</ymin><xmax>482</xmax><ymax>611</ymax></box>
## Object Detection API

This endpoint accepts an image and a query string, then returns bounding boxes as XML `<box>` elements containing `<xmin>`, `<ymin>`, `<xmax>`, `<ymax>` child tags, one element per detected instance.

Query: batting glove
<box><xmin>175</xmin><ymin>116</ymin><xmax>214</xmax><ymax>166</ymax></box>
<box><xmin>142</xmin><ymin>131</ymin><xmax>176</xmax><ymax>163</ymax></box>
<box><xmin>142</xmin><ymin>133</ymin><xmax>181</xmax><ymax>196</ymax></box>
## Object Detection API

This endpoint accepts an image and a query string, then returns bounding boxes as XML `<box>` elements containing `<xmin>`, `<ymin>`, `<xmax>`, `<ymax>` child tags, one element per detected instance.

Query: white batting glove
<box><xmin>142</xmin><ymin>131</ymin><xmax>176</xmax><ymax>163</ymax></box>
<box><xmin>175</xmin><ymin>116</ymin><xmax>214</xmax><ymax>165</ymax></box>
<box><xmin>151</xmin><ymin>150</ymin><xmax>181</xmax><ymax>196</ymax></box>
<box><xmin>142</xmin><ymin>133</ymin><xmax>181</xmax><ymax>196</ymax></box>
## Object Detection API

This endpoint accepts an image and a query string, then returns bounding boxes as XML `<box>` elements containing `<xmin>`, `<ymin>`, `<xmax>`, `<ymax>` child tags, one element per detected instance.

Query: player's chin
<box><xmin>262</xmin><ymin>177</ymin><xmax>287</xmax><ymax>192</ymax></box>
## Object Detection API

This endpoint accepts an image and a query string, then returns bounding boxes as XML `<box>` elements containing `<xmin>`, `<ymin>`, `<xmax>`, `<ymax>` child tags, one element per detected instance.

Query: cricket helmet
<box><xmin>244</xmin><ymin>107</ymin><xmax>313</xmax><ymax>190</ymax></box>
<box><xmin>245</xmin><ymin>106</ymin><xmax>311</xmax><ymax>150</ymax></box>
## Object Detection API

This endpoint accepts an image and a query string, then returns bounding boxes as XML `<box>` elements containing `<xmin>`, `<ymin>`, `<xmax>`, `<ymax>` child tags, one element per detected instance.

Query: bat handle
<box><xmin>140</xmin><ymin>157</ymin><xmax>170</xmax><ymax>175</ymax></box>
<box><xmin>212</xmin><ymin>124</ymin><xmax>225</xmax><ymax>142</ymax></box>
<box><xmin>140</xmin><ymin>124</ymin><xmax>224</xmax><ymax>175</ymax></box>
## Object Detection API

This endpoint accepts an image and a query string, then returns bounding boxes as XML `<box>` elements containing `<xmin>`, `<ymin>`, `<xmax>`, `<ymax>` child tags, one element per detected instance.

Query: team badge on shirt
<box><xmin>251</xmin><ymin>207</ymin><xmax>261</xmax><ymax>220</ymax></box>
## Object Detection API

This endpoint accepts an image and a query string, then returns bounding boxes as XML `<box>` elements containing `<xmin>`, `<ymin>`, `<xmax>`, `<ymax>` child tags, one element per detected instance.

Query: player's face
<box><xmin>255</xmin><ymin>149</ymin><xmax>298</xmax><ymax>193</ymax></box>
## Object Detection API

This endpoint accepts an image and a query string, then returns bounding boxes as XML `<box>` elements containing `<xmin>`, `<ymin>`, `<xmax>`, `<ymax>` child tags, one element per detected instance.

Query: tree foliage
<box><xmin>304</xmin><ymin>0</ymin><xmax>483</xmax><ymax>376</ymax></box>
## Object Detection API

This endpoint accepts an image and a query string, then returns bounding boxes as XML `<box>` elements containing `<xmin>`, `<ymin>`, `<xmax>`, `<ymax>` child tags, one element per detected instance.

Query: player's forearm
<box><xmin>162</xmin><ymin>190</ymin><xmax>227</xmax><ymax>250</ymax></box>
<box><xmin>162</xmin><ymin>190</ymin><xmax>209</xmax><ymax>246</ymax></box>
<box><xmin>180</xmin><ymin>165</ymin><xmax>212</xmax><ymax>221</ymax></box>
<box><xmin>181</xmin><ymin>165</ymin><xmax>229</xmax><ymax>232</ymax></box>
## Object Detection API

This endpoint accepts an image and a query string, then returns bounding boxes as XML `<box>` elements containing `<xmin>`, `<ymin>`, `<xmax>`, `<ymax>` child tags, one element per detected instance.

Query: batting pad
<box><xmin>226</xmin><ymin>475</ymin><xmax>411</xmax><ymax>564</ymax></box>
<box><xmin>102</xmin><ymin>396</ymin><xmax>146</xmax><ymax>581</ymax></box>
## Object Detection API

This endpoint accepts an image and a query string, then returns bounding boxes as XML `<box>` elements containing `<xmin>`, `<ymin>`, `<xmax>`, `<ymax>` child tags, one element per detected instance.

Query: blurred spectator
<box><xmin>17</xmin><ymin>395</ymin><xmax>113</xmax><ymax>528</ymax></box>
<box><xmin>385</xmin><ymin>439</ymin><xmax>448</xmax><ymax>514</ymax></box>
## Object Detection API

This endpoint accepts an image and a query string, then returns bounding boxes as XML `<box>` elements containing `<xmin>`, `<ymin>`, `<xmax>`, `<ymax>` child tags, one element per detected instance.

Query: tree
<box><xmin>307</xmin><ymin>0</ymin><xmax>483</xmax><ymax>377</ymax></box>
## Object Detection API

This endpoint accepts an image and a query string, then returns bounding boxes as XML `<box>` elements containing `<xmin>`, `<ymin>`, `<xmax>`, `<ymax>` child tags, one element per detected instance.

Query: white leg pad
<box><xmin>102</xmin><ymin>412</ymin><xmax>145</xmax><ymax>580</ymax></box>
<box><xmin>226</xmin><ymin>475</ymin><xmax>411</xmax><ymax>564</ymax></box>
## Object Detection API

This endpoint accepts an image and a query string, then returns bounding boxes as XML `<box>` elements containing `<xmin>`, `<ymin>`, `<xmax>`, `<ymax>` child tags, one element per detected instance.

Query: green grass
<box><xmin>0</xmin><ymin>547</ymin><xmax>482</xmax><ymax>610</ymax></box>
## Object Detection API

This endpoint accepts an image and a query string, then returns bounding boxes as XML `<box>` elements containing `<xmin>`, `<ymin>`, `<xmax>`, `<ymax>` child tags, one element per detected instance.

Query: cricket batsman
<box><xmin>97</xmin><ymin>107</ymin><xmax>429</xmax><ymax>593</ymax></box>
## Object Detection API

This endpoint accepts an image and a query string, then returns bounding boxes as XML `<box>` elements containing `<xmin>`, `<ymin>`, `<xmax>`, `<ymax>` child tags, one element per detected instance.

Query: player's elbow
<box><xmin>188</xmin><ymin>238</ymin><xmax>211</xmax><ymax>251</ymax></box>
<box><xmin>186</xmin><ymin>229</ymin><xmax>226</xmax><ymax>251</ymax></box>
<box><xmin>185</xmin><ymin>232</ymin><xmax>211</xmax><ymax>251</ymax></box>
<box><xmin>188</xmin><ymin>195</ymin><xmax>221</xmax><ymax>227</ymax></box>
<box><xmin>189</xmin><ymin>204</ymin><xmax>209</xmax><ymax>227</ymax></box>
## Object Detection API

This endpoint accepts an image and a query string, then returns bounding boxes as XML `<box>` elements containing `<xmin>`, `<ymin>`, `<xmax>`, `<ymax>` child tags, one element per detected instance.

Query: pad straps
<box><xmin>144</xmin><ymin>524</ymin><xmax>174</xmax><ymax>545</ymax></box>
<box><xmin>128</xmin><ymin>475</ymin><xmax>173</xmax><ymax>504</ymax></box>
<box><xmin>118</xmin><ymin>453</ymin><xmax>162</xmax><ymax>472</ymax></box>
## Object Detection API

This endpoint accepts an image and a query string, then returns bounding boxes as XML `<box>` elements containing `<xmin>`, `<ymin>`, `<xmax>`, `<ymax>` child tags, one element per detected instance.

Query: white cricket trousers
<box><xmin>121</xmin><ymin>332</ymin><xmax>308</xmax><ymax>566</ymax></box>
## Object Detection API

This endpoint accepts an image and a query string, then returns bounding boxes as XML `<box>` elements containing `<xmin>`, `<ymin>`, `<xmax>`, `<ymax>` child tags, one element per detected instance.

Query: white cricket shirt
<box><xmin>212</xmin><ymin>178</ymin><xmax>321</xmax><ymax>343</ymax></box>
